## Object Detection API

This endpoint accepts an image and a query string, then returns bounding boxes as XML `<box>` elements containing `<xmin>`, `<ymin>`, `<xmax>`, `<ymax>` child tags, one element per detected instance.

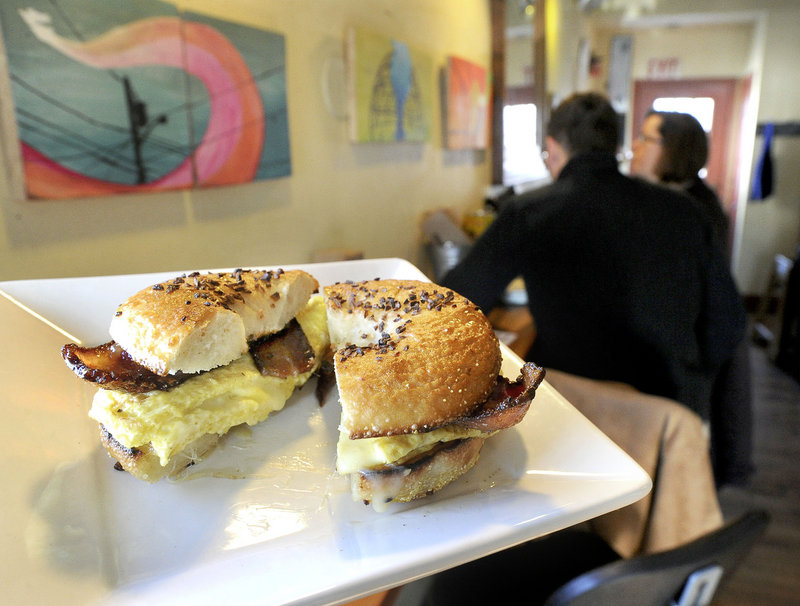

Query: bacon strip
<box><xmin>453</xmin><ymin>362</ymin><xmax>545</xmax><ymax>432</ymax></box>
<box><xmin>61</xmin><ymin>341</ymin><xmax>192</xmax><ymax>393</ymax></box>
<box><xmin>250</xmin><ymin>319</ymin><xmax>315</xmax><ymax>378</ymax></box>
<box><xmin>62</xmin><ymin>319</ymin><xmax>316</xmax><ymax>393</ymax></box>
<box><xmin>314</xmin><ymin>351</ymin><xmax>336</xmax><ymax>406</ymax></box>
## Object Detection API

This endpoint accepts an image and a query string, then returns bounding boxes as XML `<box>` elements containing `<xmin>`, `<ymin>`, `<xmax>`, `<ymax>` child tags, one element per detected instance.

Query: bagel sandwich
<box><xmin>324</xmin><ymin>279</ymin><xmax>545</xmax><ymax>510</ymax></box>
<box><xmin>62</xmin><ymin>268</ymin><xmax>329</xmax><ymax>482</ymax></box>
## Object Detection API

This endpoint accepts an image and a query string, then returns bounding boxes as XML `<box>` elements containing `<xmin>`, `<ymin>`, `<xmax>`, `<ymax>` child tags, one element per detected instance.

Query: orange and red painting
<box><xmin>444</xmin><ymin>56</ymin><xmax>489</xmax><ymax>151</ymax></box>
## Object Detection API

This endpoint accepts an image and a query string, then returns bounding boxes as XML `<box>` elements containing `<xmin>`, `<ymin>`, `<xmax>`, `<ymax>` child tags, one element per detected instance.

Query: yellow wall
<box><xmin>0</xmin><ymin>0</ymin><xmax>491</xmax><ymax>281</ymax></box>
<box><xmin>737</xmin><ymin>5</ymin><xmax>800</xmax><ymax>298</ymax></box>
<box><xmin>3</xmin><ymin>0</ymin><xmax>798</xmax><ymax>298</ymax></box>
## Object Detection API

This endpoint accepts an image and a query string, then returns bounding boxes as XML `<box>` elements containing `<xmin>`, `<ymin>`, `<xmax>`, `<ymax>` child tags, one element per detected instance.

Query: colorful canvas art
<box><xmin>347</xmin><ymin>26</ymin><xmax>432</xmax><ymax>143</ymax></box>
<box><xmin>0</xmin><ymin>0</ymin><xmax>290</xmax><ymax>200</ymax></box>
<box><xmin>444</xmin><ymin>56</ymin><xmax>489</xmax><ymax>150</ymax></box>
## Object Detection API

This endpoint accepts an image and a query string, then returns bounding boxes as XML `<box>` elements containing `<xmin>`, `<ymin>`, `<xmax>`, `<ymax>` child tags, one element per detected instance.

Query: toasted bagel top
<box><xmin>324</xmin><ymin>279</ymin><xmax>501</xmax><ymax>439</ymax></box>
<box><xmin>110</xmin><ymin>269</ymin><xmax>318</xmax><ymax>375</ymax></box>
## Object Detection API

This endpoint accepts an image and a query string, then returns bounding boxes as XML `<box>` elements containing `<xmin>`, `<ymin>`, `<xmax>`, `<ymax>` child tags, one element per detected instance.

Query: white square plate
<box><xmin>0</xmin><ymin>258</ymin><xmax>650</xmax><ymax>605</ymax></box>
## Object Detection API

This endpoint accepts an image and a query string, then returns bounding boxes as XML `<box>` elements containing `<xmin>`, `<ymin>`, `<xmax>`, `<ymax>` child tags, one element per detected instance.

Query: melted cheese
<box><xmin>89</xmin><ymin>296</ymin><xmax>329</xmax><ymax>466</ymax></box>
<box><xmin>336</xmin><ymin>424</ymin><xmax>491</xmax><ymax>475</ymax></box>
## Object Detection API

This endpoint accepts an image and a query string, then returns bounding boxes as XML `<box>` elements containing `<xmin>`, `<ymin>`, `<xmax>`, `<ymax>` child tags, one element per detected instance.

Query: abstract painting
<box><xmin>443</xmin><ymin>56</ymin><xmax>489</xmax><ymax>150</ymax></box>
<box><xmin>0</xmin><ymin>0</ymin><xmax>290</xmax><ymax>200</ymax></box>
<box><xmin>346</xmin><ymin>26</ymin><xmax>432</xmax><ymax>143</ymax></box>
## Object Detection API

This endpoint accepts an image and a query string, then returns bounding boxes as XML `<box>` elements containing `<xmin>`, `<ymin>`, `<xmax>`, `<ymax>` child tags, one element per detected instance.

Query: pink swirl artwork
<box><xmin>2</xmin><ymin>2</ymin><xmax>289</xmax><ymax>199</ymax></box>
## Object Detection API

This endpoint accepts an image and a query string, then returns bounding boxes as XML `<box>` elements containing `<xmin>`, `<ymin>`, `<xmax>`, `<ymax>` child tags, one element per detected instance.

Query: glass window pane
<box><xmin>652</xmin><ymin>96</ymin><xmax>715</xmax><ymax>132</ymax></box>
<box><xmin>503</xmin><ymin>103</ymin><xmax>549</xmax><ymax>186</ymax></box>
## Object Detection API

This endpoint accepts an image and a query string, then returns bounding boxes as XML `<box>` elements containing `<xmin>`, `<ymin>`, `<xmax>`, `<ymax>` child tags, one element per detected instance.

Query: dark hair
<box><xmin>546</xmin><ymin>92</ymin><xmax>620</xmax><ymax>155</ymax></box>
<box><xmin>649</xmin><ymin>110</ymin><xmax>708</xmax><ymax>183</ymax></box>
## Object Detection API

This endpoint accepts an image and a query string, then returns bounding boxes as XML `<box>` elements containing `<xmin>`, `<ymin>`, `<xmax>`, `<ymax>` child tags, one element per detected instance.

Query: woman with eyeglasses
<box><xmin>631</xmin><ymin>110</ymin><xmax>730</xmax><ymax>251</ymax></box>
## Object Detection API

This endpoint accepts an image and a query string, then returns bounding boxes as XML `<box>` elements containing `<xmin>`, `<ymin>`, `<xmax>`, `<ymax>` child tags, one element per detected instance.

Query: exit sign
<box><xmin>647</xmin><ymin>57</ymin><xmax>680</xmax><ymax>79</ymax></box>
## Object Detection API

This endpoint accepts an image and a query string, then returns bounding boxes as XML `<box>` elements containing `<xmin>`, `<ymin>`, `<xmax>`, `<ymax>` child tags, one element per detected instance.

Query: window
<box><xmin>503</xmin><ymin>103</ymin><xmax>549</xmax><ymax>187</ymax></box>
<box><xmin>652</xmin><ymin>96</ymin><xmax>715</xmax><ymax>132</ymax></box>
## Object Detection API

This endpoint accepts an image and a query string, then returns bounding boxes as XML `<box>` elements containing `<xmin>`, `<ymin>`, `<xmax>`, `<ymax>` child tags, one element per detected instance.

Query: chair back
<box><xmin>543</xmin><ymin>509</ymin><xmax>770</xmax><ymax>606</ymax></box>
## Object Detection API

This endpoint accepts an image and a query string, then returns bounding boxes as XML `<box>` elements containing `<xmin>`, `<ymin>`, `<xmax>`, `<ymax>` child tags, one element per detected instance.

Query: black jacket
<box><xmin>685</xmin><ymin>177</ymin><xmax>730</xmax><ymax>252</ymax></box>
<box><xmin>443</xmin><ymin>153</ymin><xmax>746</xmax><ymax>418</ymax></box>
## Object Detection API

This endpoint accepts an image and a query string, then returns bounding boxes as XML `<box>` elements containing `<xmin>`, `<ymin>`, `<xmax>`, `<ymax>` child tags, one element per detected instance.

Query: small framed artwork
<box><xmin>346</xmin><ymin>26</ymin><xmax>433</xmax><ymax>143</ymax></box>
<box><xmin>443</xmin><ymin>56</ymin><xmax>489</xmax><ymax>150</ymax></box>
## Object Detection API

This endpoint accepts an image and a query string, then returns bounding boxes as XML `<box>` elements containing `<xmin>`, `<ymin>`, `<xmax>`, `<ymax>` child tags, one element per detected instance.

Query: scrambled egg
<box><xmin>89</xmin><ymin>295</ymin><xmax>329</xmax><ymax>466</ymax></box>
<box><xmin>336</xmin><ymin>424</ymin><xmax>492</xmax><ymax>474</ymax></box>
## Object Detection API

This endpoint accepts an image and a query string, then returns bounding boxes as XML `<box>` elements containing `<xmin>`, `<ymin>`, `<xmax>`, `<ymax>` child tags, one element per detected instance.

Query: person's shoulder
<box><xmin>625</xmin><ymin>174</ymin><xmax>670</xmax><ymax>194</ymax></box>
<box><xmin>629</xmin><ymin>175</ymin><xmax>698</xmax><ymax>207</ymax></box>
<box><xmin>494</xmin><ymin>184</ymin><xmax>554</xmax><ymax>217</ymax></box>
<box><xmin>633</xmin><ymin>177</ymin><xmax>723</xmax><ymax>244</ymax></box>
<box><xmin>688</xmin><ymin>179</ymin><xmax>724</xmax><ymax>213</ymax></box>
<box><xmin>508</xmin><ymin>177</ymin><xmax>576</xmax><ymax>209</ymax></box>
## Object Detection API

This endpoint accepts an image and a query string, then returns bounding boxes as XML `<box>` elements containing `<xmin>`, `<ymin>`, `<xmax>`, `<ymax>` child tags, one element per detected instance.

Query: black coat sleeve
<box><xmin>441</xmin><ymin>203</ymin><xmax>524</xmax><ymax>311</ymax></box>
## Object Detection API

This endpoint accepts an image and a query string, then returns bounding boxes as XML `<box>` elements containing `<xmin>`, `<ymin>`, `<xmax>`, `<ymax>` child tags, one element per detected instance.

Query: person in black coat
<box><xmin>442</xmin><ymin>93</ymin><xmax>746</xmax><ymax>421</ymax></box>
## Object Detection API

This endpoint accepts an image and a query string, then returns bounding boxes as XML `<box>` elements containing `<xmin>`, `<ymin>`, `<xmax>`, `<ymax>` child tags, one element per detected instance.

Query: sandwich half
<box><xmin>324</xmin><ymin>278</ymin><xmax>544</xmax><ymax>510</ymax></box>
<box><xmin>62</xmin><ymin>268</ymin><xmax>329</xmax><ymax>482</ymax></box>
